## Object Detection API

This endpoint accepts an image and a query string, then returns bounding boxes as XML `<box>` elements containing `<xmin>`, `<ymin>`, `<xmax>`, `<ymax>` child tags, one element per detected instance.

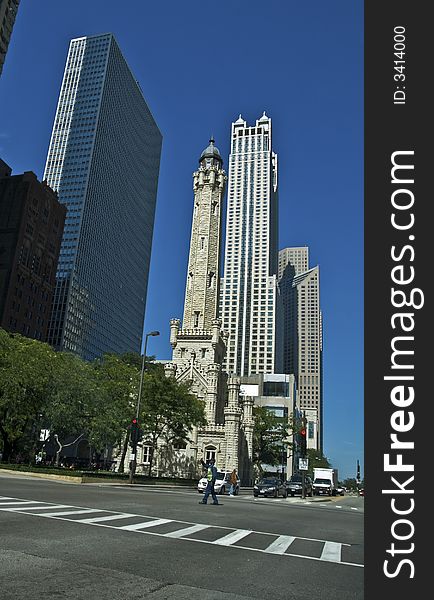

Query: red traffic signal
<box><xmin>300</xmin><ymin>428</ymin><xmax>306</xmax><ymax>436</ymax></box>
<box><xmin>132</xmin><ymin>418</ymin><xmax>138</xmax><ymax>424</ymax></box>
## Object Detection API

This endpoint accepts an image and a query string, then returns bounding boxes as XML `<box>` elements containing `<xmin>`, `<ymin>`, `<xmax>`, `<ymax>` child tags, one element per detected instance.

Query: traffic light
<box><xmin>130</xmin><ymin>418</ymin><xmax>144</xmax><ymax>447</ymax></box>
<box><xmin>299</xmin><ymin>425</ymin><xmax>307</xmax><ymax>457</ymax></box>
<box><xmin>130</xmin><ymin>418</ymin><xmax>139</xmax><ymax>446</ymax></box>
<box><xmin>130</xmin><ymin>419</ymin><xmax>138</xmax><ymax>446</ymax></box>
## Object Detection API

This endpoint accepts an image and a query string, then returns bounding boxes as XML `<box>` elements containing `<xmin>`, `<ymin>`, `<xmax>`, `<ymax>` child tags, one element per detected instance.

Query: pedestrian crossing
<box><xmin>0</xmin><ymin>496</ymin><xmax>363</xmax><ymax>567</ymax></box>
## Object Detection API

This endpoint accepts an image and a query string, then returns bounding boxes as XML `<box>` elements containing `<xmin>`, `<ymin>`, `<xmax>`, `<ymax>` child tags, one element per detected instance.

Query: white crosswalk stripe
<box><xmin>118</xmin><ymin>518</ymin><xmax>171</xmax><ymax>531</ymax></box>
<box><xmin>0</xmin><ymin>500</ymin><xmax>44</xmax><ymax>506</ymax></box>
<box><xmin>165</xmin><ymin>523</ymin><xmax>209</xmax><ymax>538</ymax></box>
<box><xmin>213</xmin><ymin>529</ymin><xmax>252</xmax><ymax>546</ymax></box>
<box><xmin>1</xmin><ymin>504</ymin><xmax>71</xmax><ymax>512</ymax></box>
<box><xmin>38</xmin><ymin>508</ymin><xmax>100</xmax><ymax>517</ymax></box>
<box><xmin>77</xmin><ymin>513</ymin><xmax>135</xmax><ymax>524</ymax></box>
<box><xmin>265</xmin><ymin>535</ymin><xmax>296</xmax><ymax>554</ymax></box>
<box><xmin>320</xmin><ymin>541</ymin><xmax>343</xmax><ymax>562</ymax></box>
<box><xmin>0</xmin><ymin>496</ymin><xmax>361</xmax><ymax>567</ymax></box>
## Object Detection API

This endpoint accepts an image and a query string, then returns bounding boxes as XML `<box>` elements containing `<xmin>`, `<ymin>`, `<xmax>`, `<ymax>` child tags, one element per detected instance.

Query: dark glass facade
<box><xmin>44</xmin><ymin>34</ymin><xmax>162</xmax><ymax>360</ymax></box>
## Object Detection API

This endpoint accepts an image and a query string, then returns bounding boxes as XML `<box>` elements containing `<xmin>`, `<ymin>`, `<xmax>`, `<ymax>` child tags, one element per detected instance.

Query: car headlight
<box><xmin>267</xmin><ymin>487</ymin><xmax>275</xmax><ymax>491</ymax></box>
<box><xmin>254</xmin><ymin>485</ymin><xmax>258</xmax><ymax>489</ymax></box>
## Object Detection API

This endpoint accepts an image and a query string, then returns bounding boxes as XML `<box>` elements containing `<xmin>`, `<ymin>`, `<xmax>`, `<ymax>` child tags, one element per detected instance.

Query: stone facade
<box><xmin>164</xmin><ymin>139</ymin><xmax>254</xmax><ymax>484</ymax></box>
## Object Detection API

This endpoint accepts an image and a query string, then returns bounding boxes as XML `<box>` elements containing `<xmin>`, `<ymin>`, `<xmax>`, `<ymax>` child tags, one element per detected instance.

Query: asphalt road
<box><xmin>0</xmin><ymin>472</ymin><xmax>364</xmax><ymax>599</ymax></box>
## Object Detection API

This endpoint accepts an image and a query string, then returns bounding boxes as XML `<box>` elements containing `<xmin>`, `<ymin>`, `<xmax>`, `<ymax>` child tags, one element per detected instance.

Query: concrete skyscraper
<box><xmin>278</xmin><ymin>246</ymin><xmax>309</xmax><ymax>279</ymax></box>
<box><xmin>220</xmin><ymin>113</ymin><xmax>281</xmax><ymax>376</ymax></box>
<box><xmin>44</xmin><ymin>33</ymin><xmax>162</xmax><ymax>360</ymax></box>
<box><xmin>279</xmin><ymin>248</ymin><xmax>323</xmax><ymax>450</ymax></box>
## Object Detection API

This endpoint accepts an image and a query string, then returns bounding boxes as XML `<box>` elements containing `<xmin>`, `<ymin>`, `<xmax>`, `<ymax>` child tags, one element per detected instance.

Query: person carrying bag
<box><xmin>229</xmin><ymin>469</ymin><xmax>238</xmax><ymax>496</ymax></box>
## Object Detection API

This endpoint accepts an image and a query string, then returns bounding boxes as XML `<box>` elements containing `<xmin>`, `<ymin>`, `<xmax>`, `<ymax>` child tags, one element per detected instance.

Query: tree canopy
<box><xmin>0</xmin><ymin>329</ymin><xmax>58</xmax><ymax>461</ymax></box>
<box><xmin>139</xmin><ymin>368</ymin><xmax>206</xmax><ymax>475</ymax></box>
<box><xmin>0</xmin><ymin>328</ymin><xmax>206</xmax><ymax>473</ymax></box>
<box><xmin>305</xmin><ymin>448</ymin><xmax>332</xmax><ymax>478</ymax></box>
<box><xmin>252</xmin><ymin>406</ymin><xmax>291</xmax><ymax>476</ymax></box>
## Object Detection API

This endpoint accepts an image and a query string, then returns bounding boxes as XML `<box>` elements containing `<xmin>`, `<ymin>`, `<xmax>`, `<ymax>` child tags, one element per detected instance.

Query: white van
<box><xmin>197</xmin><ymin>470</ymin><xmax>240</xmax><ymax>495</ymax></box>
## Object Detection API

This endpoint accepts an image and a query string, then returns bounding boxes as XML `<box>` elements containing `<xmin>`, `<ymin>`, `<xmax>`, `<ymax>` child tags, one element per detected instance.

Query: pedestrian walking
<box><xmin>229</xmin><ymin>469</ymin><xmax>238</xmax><ymax>496</ymax></box>
<box><xmin>199</xmin><ymin>458</ymin><xmax>219</xmax><ymax>505</ymax></box>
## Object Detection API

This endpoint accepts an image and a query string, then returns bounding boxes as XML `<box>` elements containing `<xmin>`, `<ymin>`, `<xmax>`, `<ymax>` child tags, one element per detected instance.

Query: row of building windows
<box><xmin>7</xmin><ymin>318</ymin><xmax>43</xmax><ymax>340</ymax></box>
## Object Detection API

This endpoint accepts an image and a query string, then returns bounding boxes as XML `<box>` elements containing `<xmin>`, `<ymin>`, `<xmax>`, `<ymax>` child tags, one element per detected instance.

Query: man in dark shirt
<box><xmin>199</xmin><ymin>458</ymin><xmax>219</xmax><ymax>505</ymax></box>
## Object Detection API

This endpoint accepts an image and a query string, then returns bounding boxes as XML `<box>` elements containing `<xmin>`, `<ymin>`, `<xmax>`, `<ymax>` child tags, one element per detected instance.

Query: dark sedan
<box><xmin>285</xmin><ymin>474</ymin><xmax>313</xmax><ymax>497</ymax></box>
<box><xmin>253</xmin><ymin>477</ymin><xmax>287</xmax><ymax>498</ymax></box>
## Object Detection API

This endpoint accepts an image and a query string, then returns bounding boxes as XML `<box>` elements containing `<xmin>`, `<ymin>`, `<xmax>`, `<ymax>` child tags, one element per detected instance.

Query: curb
<box><xmin>0</xmin><ymin>468</ymin><xmax>82</xmax><ymax>483</ymax></box>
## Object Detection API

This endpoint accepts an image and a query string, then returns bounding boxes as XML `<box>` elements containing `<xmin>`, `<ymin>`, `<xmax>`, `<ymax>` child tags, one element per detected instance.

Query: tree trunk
<box><xmin>117</xmin><ymin>434</ymin><xmax>129</xmax><ymax>473</ymax></box>
<box><xmin>0</xmin><ymin>431</ymin><xmax>12</xmax><ymax>463</ymax></box>
<box><xmin>29</xmin><ymin>440</ymin><xmax>39</xmax><ymax>466</ymax></box>
<box><xmin>55</xmin><ymin>445</ymin><xmax>62</xmax><ymax>466</ymax></box>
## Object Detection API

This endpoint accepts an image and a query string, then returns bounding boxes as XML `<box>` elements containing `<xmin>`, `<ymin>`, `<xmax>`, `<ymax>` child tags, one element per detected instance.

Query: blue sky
<box><xmin>0</xmin><ymin>0</ymin><xmax>363</xmax><ymax>481</ymax></box>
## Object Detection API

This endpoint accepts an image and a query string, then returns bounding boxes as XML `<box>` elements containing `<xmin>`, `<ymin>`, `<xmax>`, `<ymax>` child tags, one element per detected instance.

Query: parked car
<box><xmin>285</xmin><ymin>474</ymin><xmax>313</xmax><ymax>497</ymax></box>
<box><xmin>336</xmin><ymin>485</ymin><xmax>346</xmax><ymax>496</ymax></box>
<box><xmin>253</xmin><ymin>477</ymin><xmax>287</xmax><ymax>498</ymax></box>
<box><xmin>197</xmin><ymin>470</ymin><xmax>240</xmax><ymax>495</ymax></box>
<box><xmin>358</xmin><ymin>488</ymin><xmax>364</xmax><ymax>496</ymax></box>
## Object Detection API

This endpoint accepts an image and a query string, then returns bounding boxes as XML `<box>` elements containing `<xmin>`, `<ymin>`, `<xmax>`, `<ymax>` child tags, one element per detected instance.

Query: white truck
<box><xmin>312</xmin><ymin>467</ymin><xmax>338</xmax><ymax>496</ymax></box>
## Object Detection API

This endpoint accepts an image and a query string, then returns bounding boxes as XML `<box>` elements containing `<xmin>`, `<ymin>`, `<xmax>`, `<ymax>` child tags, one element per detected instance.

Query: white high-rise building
<box><xmin>278</xmin><ymin>246</ymin><xmax>309</xmax><ymax>279</ymax></box>
<box><xmin>220</xmin><ymin>113</ymin><xmax>281</xmax><ymax>376</ymax></box>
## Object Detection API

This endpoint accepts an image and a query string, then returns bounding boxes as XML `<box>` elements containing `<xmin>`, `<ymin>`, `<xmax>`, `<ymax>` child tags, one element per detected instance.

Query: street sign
<box><xmin>39</xmin><ymin>429</ymin><xmax>50</xmax><ymax>441</ymax></box>
<box><xmin>299</xmin><ymin>458</ymin><xmax>309</xmax><ymax>470</ymax></box>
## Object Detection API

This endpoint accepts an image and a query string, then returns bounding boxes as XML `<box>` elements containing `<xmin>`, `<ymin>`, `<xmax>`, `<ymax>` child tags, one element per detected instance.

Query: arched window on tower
<box><xmin>208</xmin><ymin>272</ymin><xmax>215</xmax><ymax>289</ymax></box>
<box><xmin>205</xmin><ymin>446</ymin><xmax>217</xmax><ymax>463</ymax></box>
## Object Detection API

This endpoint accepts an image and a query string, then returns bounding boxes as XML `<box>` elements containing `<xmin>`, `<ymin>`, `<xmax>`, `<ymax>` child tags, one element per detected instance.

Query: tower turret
<box><xmin>183</xmin><ymin>138</ymin><xmax>226</xmax><ymax>331</ymax></box>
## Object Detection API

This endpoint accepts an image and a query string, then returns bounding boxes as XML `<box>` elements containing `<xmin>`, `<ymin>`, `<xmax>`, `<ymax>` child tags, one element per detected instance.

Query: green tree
<box><xmin>305</xmin><ymin>448</ymin><xmax>332</xmax><ymax>478</ymax></box>
<box><xmin>45</xmin><ymin>350</ymin><xmax>102</xmax><ymax>466</ymax></box>
<box><xmin>252</xmin><ymin>406</ymin><xmax>291</xmax><ymax>477</ymax></box>
<box><xmin>0</xmin><ymin>329</ymin><xmax>57</xmax><ymax>462</ymax></box>
<box><xmin>91</xmin><ymin>352</ymin><xmax>141</xmax><ymax>471</ymax></box>
<box><xmin>139</xmin><ymin>369</ymin><xmax>206</xmax><ymax>476</ymax></box>
<box><xmin>342</xmin><ymin>477</ymin><xmax>360</xmax><ymax>492</ymax></box>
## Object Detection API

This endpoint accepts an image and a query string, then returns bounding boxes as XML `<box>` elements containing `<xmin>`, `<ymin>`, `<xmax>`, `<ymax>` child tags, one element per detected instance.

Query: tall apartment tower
<box><xmin>278</xmin><ymin>246</ymin><xmax>309</xmax><ymax>279</ymax></box>
<box><xmin>279</xmin><ymin>248</ymin><xmax>323</xmax><ymax>450</ymax></box>
<box><xmin>43</xmin><ymin>34</ymin><xmax>162</xmax><ymax>360</ymax></box>
<box><xmin>220</xmin><ymin>113</ymin><xmax>281</xmax><ymax>376</ymax></box>
<box><xmin>0</xmin><ymin>0</ymin><xmax>20</xmax><ymax>76</ymax></box>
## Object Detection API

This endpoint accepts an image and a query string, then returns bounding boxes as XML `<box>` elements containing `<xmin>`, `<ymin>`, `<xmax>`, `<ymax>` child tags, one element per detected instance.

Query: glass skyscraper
<box><xmin>220</xmin><ymin>113</ymin><xmax>281</xmax><ymax>376</ymax></box>
<box><xmin>44</xmin><ymin>33</ymin><xmax>162</xmax><ymax>360</ymax></box>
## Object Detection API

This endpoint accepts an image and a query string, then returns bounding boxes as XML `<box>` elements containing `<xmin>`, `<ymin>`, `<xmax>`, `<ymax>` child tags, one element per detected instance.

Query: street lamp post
<box><xmin>300</xmin><ymin>411</ymin><xmax>307</xmax><ymax>499</ymax></box>
<box><xmin>129</xmin><ymin>330</ymin><xmax>160</xmax><ymax>484</ymax></box>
